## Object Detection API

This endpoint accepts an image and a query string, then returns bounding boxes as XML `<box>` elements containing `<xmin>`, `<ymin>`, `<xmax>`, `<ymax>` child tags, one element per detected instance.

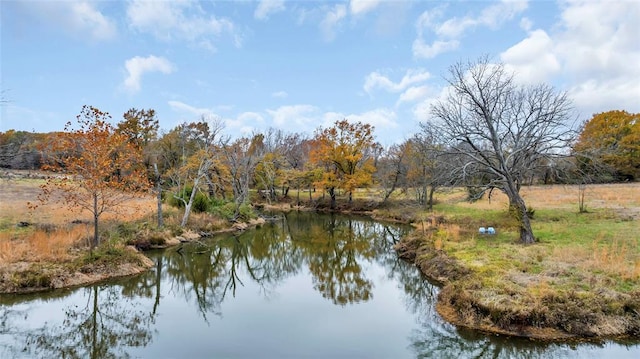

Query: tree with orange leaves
<box><xmin>574</xmin><ymin>110</ymin><xmax>640</xmax><ymax>181</ymax></box>
<box><xmin>310</xmin><ymin>119</ymin><xmax>377</xmax><ymax>209</ymax></box>
<box><xmin>38</xmin><ymin>105</ymin><xmax>150</xmax><ymax>249</ymax></box>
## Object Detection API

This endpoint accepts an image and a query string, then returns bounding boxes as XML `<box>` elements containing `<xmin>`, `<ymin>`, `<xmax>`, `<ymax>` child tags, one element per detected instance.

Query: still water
<box><xmin>1</xmin><ymin>212</ymin><xmax>639</xmax><ymax>358</ymax></box>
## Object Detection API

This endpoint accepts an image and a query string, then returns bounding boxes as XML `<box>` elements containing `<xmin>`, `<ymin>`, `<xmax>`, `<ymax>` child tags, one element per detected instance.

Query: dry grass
<box><xmin>0</xmin><ymin>176</ymin><xmax>156</xmax><ymax>265</ymax></box>
<box><xmin>416</xmin><ymin>182</ymin><xmax>640</xmax><ymax>290</ymax></box>
<box><xmin>0</xmin><ymin>224</ymin><xmax>89</xmax><ymax>263</ymax></box>
<box><xmin>443</xmin><ymin>182</ymin><xmax>640</xmax><ymax>214</ymax></box>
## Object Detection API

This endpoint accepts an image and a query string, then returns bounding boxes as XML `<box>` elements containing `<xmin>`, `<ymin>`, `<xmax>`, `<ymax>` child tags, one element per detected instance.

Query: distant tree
<box><xmin>117</xmin><ymin>108</ymin><xmax>163</xmax><ymax>226</ymax></box>
<box><xmin>310</xmin><ymin>120</ymin><xmax>377</xmax><ymax>209</ymax></box>
<box><xmin>117</xmin><ymin>108</ymin><xmax>159</xmax><ymax>148</ymax></box>
<box><xmin>253</xmin><ymin>128</ymin><xmax>286</xmax><ymax>202</ymax></box>
<box><xmin>0</xmin><ymin>130</ymin><xmax>44</xmax><ymax>169</ymax></box>
<box><xmin>428</xmin><ymin>57</ymin><xmax>574</xmax><ymax>244</ymax></box>
<box><xmin>38</xmin><ymin>106</ymin><xmax>150</xmax><ymax>249</ymax></box>
<box><xmin>411</xmin><ymin>123</ymin><xmax>452</xmax><ymax>209</ymax></box>
<box><xmin>220</xmin><ymin>134</ymin><xmax>264</xmax><ymax>219</ymax></box>
<box><xmin>375</xmin><ymin>142</ymin><xmax>409</xmax><ymax>204</ymax></box>
<box><xmin>280</xmin><ymin>133</ymin><xmax>313</xmax><ymax>204</ymax></box>
<box><xmin>573</xmin><ymin>110</ymin><xmax>640</xmax><ymax>181</ymax></box>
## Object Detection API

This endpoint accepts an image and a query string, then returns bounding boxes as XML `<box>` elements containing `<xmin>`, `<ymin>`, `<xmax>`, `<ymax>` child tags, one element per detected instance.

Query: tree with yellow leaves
<box><xmin>574</xmin><ymin>110</ymin><xmax>640</xmax><ymax>181</ymax></box>
<box><xmin>310</xmin><ymin>120</ymin><xmax>377</xmax><ymax>209</ymax></box>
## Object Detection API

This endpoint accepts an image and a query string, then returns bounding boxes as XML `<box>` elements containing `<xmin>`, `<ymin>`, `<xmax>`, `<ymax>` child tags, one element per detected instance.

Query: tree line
<box><xmin>1</xmin><ymin>58</ymin><xmax>638</xmax><ymax>245</ymax></box>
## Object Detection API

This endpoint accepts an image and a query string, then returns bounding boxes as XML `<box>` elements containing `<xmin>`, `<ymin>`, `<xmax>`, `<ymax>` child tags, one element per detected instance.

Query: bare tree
<box><xmin>375</xmin><ymin>142</ymin><xmax>409</xmax><ymax>204</ymax></box>
<box><xmin>412</xmin><ymin>123</ymin><xmax>453</xmax><ymax>209</ymax></box>
<box><xmin>220</xmin><ymin>134</ymin><xmax>264</xmax><ymax>220</ymax></box>
<box><xmin>428</xmin><ymin>56</ymin><xmax>574</xmax><ymax>244</ymax></box>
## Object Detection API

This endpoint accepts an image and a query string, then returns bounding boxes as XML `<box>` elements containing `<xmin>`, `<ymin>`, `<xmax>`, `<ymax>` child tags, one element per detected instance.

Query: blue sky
<box><xmin>1</xmin><ymin>0</ymin><xmax>639</xmax><ymax>145</ymax></box>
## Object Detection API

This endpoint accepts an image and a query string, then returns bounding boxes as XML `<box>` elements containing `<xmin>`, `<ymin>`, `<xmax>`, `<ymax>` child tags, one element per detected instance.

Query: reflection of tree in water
<box><xmin>1</xmin><ymin>303</ymin><xmax>33</xmax><ymax>358</ymax></box>
<box><xmin>288</xmin><ymin>212</ymin><xmax>379</xmax><ymax>306</ymax></box>
<box><xmin>2</xmin><ymin>285</ymin><xmax>154</xmax><ymax>359</ymax></box>
<box><xmin>125</xmin><ymin>222</ymin><xmax>306</xmax><ymax>323</ymax></box>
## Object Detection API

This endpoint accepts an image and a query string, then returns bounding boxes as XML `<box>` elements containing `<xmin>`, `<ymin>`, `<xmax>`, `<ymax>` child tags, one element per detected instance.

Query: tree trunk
<box><xmin>154</xmin><ymin>164</ymin><xmax>163</xmax><ymax>228</ymax></box>
<box><xmin>507</xmin><ymin>190</ymin><xmax>535</xmax><ymax>244</ymax></box>
<box><xmin>91</xmin><ymin>286</ymin><xmax>99</xmax><ymax>359</ymax></box>
<box><xmin>93</xmin><ymin>193</ymin><xmax>99</xmax><ymax>249</ymax></box>
<box><xmin>181</xmin><ymin>177</ymin><xmax>200</xmax><ymax>227</ymax></box>
<box><xmin>329</xmin><ymin>187</ymin><xmax>336</xmax><ymax>209</ymax></box>
<box><xmin>427</xmin><ymin>185</ymin><xmax>436</xmax><ymax>211</ymax></box>
<box><xmin>156</xmin><ymin>185</ymin><xmax>163</xmax><ymax>228</ymax></box>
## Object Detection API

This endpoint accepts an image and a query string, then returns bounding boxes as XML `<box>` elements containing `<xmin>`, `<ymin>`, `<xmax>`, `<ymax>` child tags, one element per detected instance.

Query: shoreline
<box><xmin>0</xmin><ymin>218</ymin><xmax>266</xmax><ymax>295</ymax></box>
<box><xmin>394</xmin><ymin>230</ymin><xmax>640</xmax><ymax>341</ymax></box>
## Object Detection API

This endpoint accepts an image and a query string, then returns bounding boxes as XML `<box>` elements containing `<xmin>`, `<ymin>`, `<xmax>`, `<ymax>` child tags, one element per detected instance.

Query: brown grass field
<box><xmin>0</xmin><ymin>175</ymin><xmax>156</xmax><ymax>264</ymax></box>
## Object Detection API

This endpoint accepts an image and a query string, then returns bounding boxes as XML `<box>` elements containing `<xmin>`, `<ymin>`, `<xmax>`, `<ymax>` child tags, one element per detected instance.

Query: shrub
<box><xmin>168</xmin><ymin>187</ymin><xmax>210</xmax><ymax>213</ymax></box>
<box><xmin>210</xmin><ymin>202</ymin><xmax>256</xmax><ymax>221</ymax></box>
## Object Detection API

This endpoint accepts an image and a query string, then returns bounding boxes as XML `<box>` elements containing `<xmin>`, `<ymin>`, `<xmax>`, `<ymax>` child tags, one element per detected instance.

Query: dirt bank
<box><xmin>395</xmin><ymin>232</ymin><xmax>640</xmax><ymax>340</ymax></box>
<box><xmin>0</xmin><ymin>248</ymin><xmax>154</xmax><ymax>294</ymax></box>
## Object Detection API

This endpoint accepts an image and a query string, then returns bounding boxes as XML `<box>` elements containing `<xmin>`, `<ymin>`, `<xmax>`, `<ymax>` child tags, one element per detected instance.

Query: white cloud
<box><xmin>397</xmin><ymin>85</ymin><xmax>431</xmax><ymax>106</ymax></box>
<box><xmin>17</xmin><ymin>1</ymin><xmax>116</xmax><ymax>41</ymax></box>
<box><xmin>364</xmin><ymin>69</ymin><xmax>431</xmax><ymax>94</ymax></box>
<box><xmin>437</xmin><ymin>0</ymin><xmax>528</xmax><ymax>37</ymax></box>
<box><xmin>320</xmin><ymin>4</ymin><xmax>347</xmax><ymax>41</ymax></box>
<box><xmin>500</xmin><ymin>0</ymin><xmax>640</xmax><ymax>116</ymax></box>
<box><xmin>237</xmin><ymin>112</ymin><xmax>265</xmax><ymax>124</ymax></box>
<box><xmin>501</xmin><ymin>29</ymin><xmax>560</xmax><ymax>84</ymax></box>
<box><xmin>168</xmin><ymin>100</ymin><xmax>214</xmax><ymax>118</ymax></box>
<box><xmin>350</xmin><ymin>0</ymin><xmax>382</xmax><ymax>16</ymax></box>
<box><xmin>255</xmin><ymin>0</ymin><xmax>286</xmax><ymax>20</ymax></box>
<box><xmin>267</xmin><ymin>105</ymin><xmax>319</xmax><ymax>127</ymax></box>
<box><xmin>519</xmin><ymin>17</ymin><xmax>533</xmax><ymax>31</ymax></box>
<box><xmin>123</xmin><ymin>56</ymin><xmax>174</xmax><ymax>93</ymax></box>
<box><xmin>412</xmin><ymin>39</ymin><xmax>459</xmax><ymax>59</ymax></box>
<box><xmin>413</xmin><ymin>1</ymin><xmax>527</xmax><ymax>59</ymax></box>
<box><xmin>415</xmin><ymin>6</ymin><xmax>445</xmax><ymax>36</ymax></box>
<box><xmin>224</xmin><ymin>112</ymin><xmax>264</xmax><ymax>135</ymax></box>
<box><xmin>126</xmin><ymin>0</ymin><xmax>239</xmax><ymax>50</ymax></box>
<box><xmin>271</xmin><ymin>91</ymin><xmax>288</xmax><ymax>99</ymax></box>
<box><xmin>69</xmin><ymin>1</ymin><xmax>117</xmax><ymax>40</ymax></box>
<box><xmin>338</xmin><ymin>108</ymin><xmax>399</xmax><ymax>129</ymax></box>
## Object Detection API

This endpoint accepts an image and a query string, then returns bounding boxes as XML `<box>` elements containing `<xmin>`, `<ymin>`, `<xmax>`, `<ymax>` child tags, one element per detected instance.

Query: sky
<box><xmin>1</xmin><ymin>0</ymin><xmax>639</xmax><ymax>146</ymax></box>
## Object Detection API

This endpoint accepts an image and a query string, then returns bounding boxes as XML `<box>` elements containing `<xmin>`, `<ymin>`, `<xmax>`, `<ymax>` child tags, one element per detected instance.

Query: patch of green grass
<box><xmin>419</xmin><ymin>199</ymin><xmax>640</xmax><ymax>305</ymax></box>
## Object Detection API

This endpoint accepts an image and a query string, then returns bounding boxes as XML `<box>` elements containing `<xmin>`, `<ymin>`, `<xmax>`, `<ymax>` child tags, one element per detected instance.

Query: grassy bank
<box><xmin>391</xmin><ymin>184</ymin><xmax>640</xmax><ymax>339</ymax></box>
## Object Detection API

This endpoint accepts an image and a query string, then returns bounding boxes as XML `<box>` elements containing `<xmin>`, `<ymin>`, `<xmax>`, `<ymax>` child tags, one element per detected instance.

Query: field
<box><xmin>0</xmin><ymin>173</ymin><xmax>157</xmax><ymax>265</ymax></box>
<box><xmin>392</xmin><ymin>182</ymin><xmax>640</xmax><ymax>338</ymax></box>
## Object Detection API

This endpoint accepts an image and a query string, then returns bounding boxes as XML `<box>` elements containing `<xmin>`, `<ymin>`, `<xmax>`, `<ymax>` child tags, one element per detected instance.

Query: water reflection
<box><xmin>1</xmin><ymin>212</ymin><xmax>639</xmax><ymax>358</ymax></box>
<box><xmin>1</xmin><ymin>285</ymin><xmax>154</xmax><ymax>359</ymax></box>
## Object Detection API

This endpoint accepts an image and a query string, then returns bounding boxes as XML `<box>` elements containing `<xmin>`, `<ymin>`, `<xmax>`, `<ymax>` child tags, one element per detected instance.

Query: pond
<box><xmin>1</xmin><ymin>212</ymin><xmax>639</xmax><ymax>358</ymax></box>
